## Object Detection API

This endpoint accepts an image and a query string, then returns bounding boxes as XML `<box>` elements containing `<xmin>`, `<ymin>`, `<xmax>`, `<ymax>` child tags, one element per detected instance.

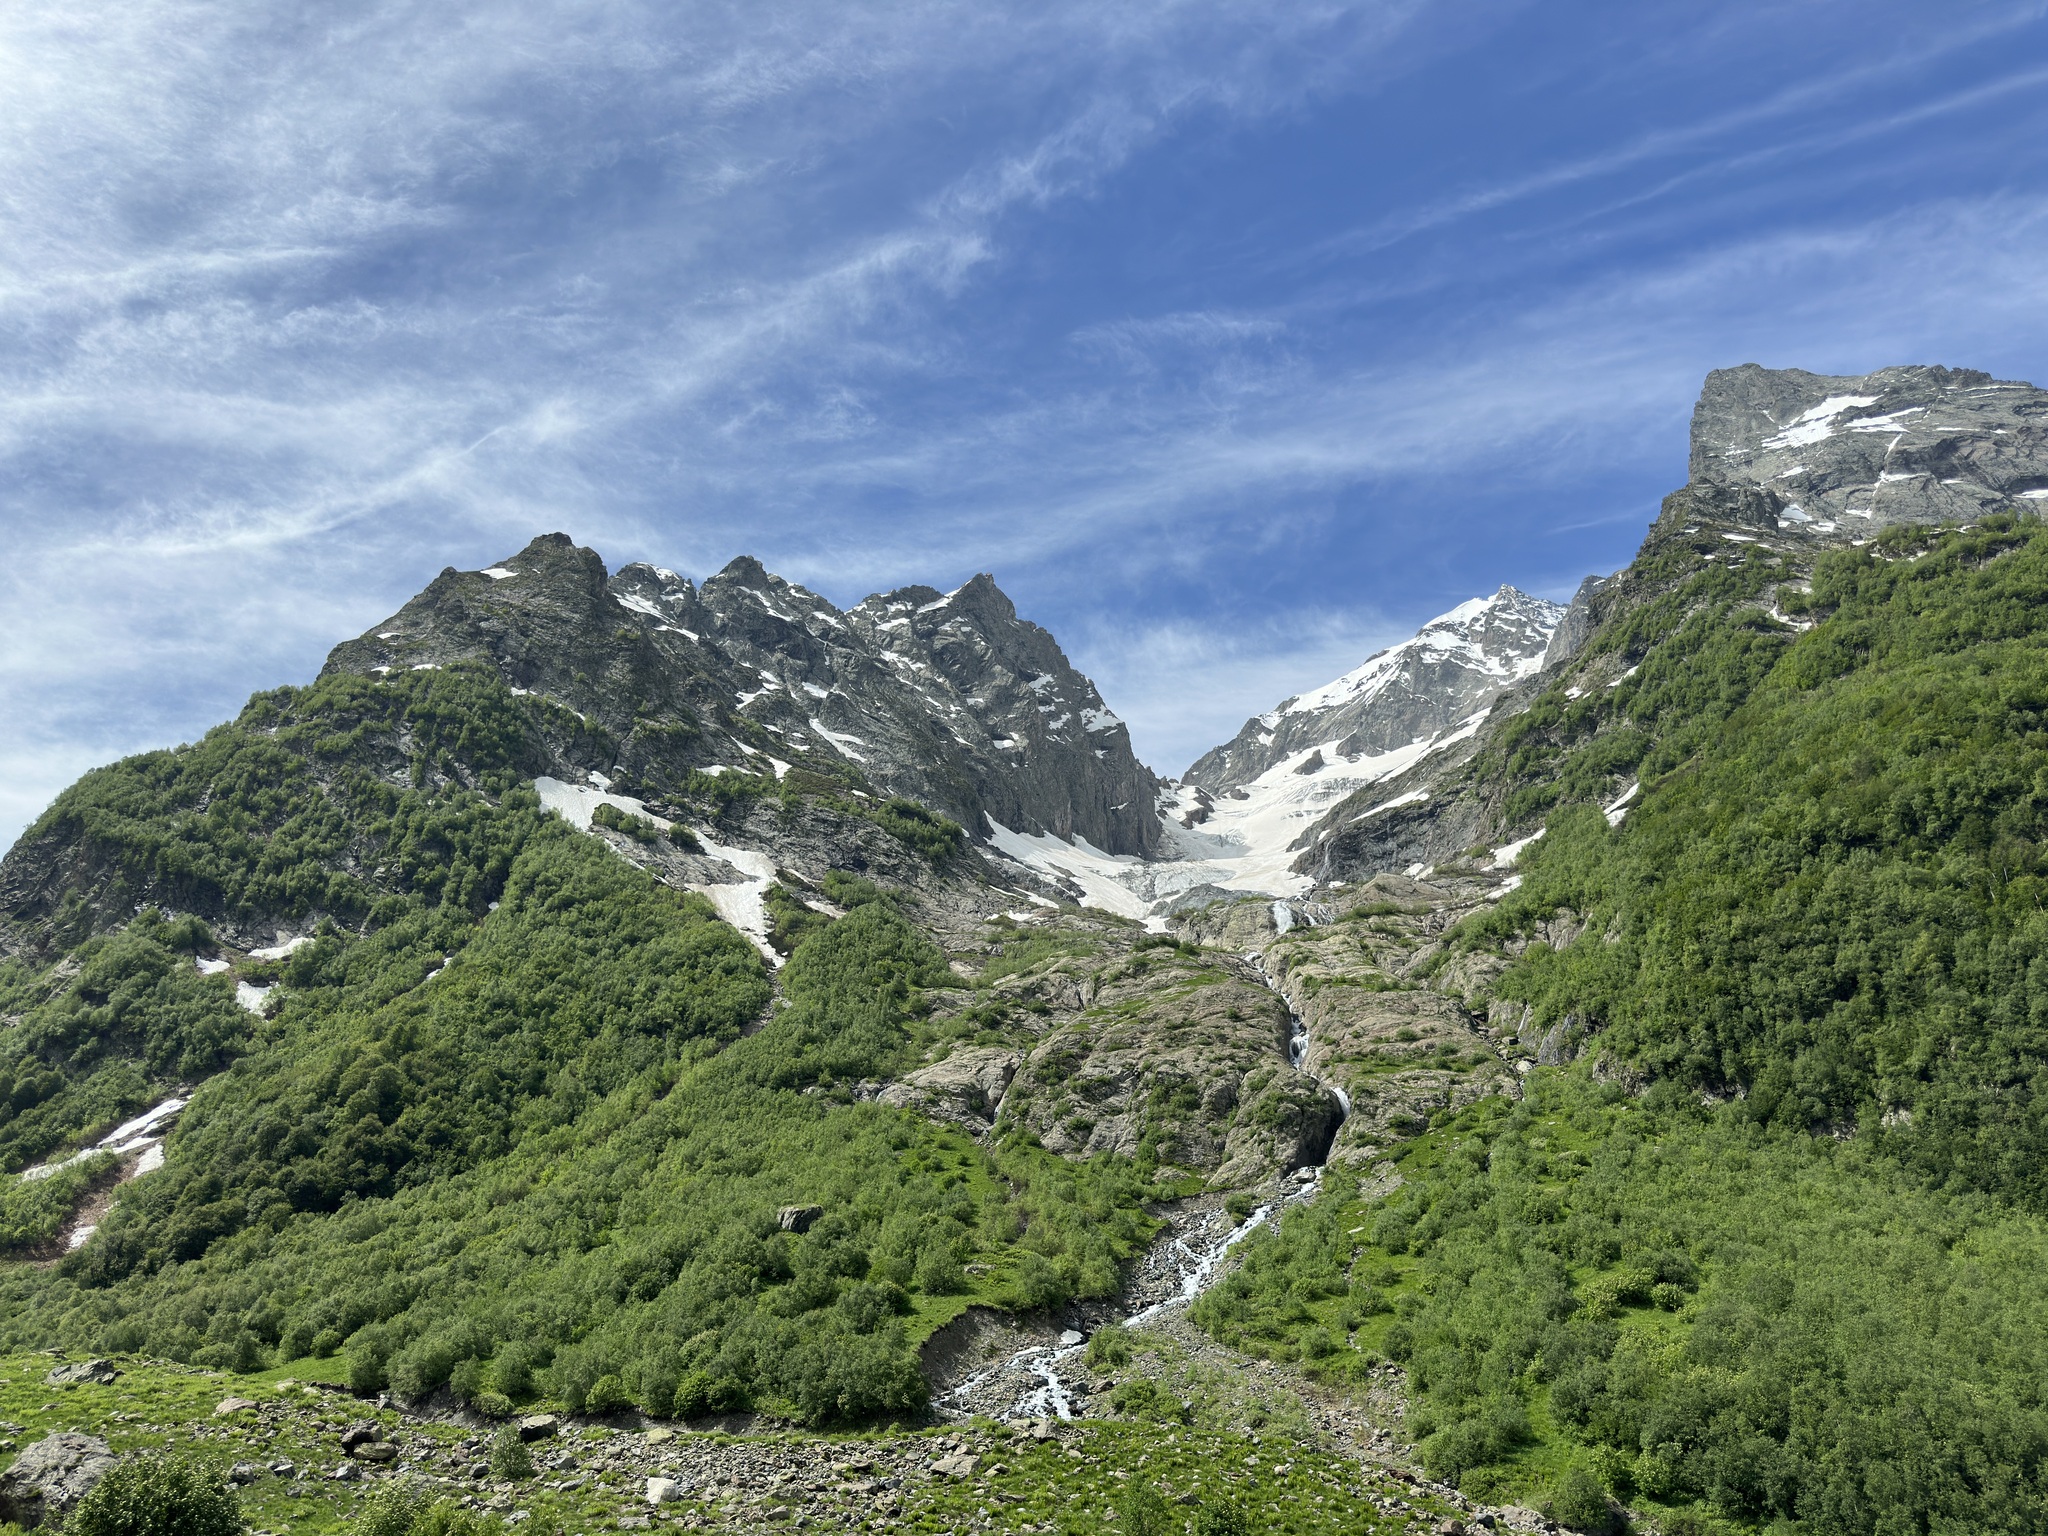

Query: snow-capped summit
<box><xmin>1184</xmin><ymin>585</ymin><xmax>1565</xmax><ymax>793</ymax></box>
<box><xmin>983</xmin><ymin>585</ymin><xmax>1567</xmax><ymax>916</ymax></box>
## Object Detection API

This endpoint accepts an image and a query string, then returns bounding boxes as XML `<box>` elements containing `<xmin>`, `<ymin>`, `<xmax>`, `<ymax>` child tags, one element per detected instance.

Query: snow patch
<box><xmin>24</xmin><ymin>1091</ymin><xmax>197</xmax><ymax>1187</ymax></box>
<box><xmin>685</xmin><ymin>832</ymin><xmax>781</xmax><ymax>967</ymax></box>
<box><xmin>533</xmin><ymin>776</ymin><xmax>670</xmax><ymax>833</ymax></box>
<box><xmin>194</xmin><ymin>957</ymin><xmax>230</xmax><ymax>976</ymax></box>
<box><xmin>808</xmin><ymin>719</ymin><xmax>869</xmax><ymax>761</ymax></box>
<box><xmin>1604</xmin><ymin>782</ymin><xmax>1638</xmax><ymax>827</ymax></box>
<box><xmin>480</xmin><ymin>567</ymin><xmax>517</xmax><ymax>580</ymax></box>
<box><xmin>1760</xmin><ymin>395</ymin><xmax>1878</xmax><ymax>451</ymax></box>
<box><xmin>1491</xmin><ymin>829</ymin><xmax>1545</xmax><ymax>869</ymax></box>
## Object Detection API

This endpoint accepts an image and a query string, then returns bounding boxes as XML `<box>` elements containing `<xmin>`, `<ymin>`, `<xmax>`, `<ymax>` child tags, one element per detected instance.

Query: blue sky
<box><xmin>6</xmin><ymin>0</ymin><xmax>2048</xmax><ymax>847</ymax></box>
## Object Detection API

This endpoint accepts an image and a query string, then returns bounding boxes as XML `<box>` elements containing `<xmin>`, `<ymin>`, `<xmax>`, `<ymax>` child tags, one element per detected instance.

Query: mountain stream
<box><xmin>938</xmin><ymin>902</ymin><xmax>1351</xmax><ymax>1421</ymax></box>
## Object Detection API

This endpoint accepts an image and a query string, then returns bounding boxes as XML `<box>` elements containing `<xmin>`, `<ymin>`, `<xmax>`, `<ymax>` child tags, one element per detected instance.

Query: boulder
<box><xmin>354</xmin><ymin>1443</ymin><xmax>398</xmax><ymax>1464</ymax></box>
<box><xmin>877</xmin><ymin>1047</ymin><xmax>1022</xmax><ymax>1126</ymax></box>
<box><xmin>214</xmin><ymin>1397</ymin><xmax>259</xmax><ymax>1416</ymax></box>
<box><xmin>43</xmin><ymin>1360</ymin><xmax>119</xmax><ymax>1387</ymax></box>
<box><xmin>0</xmin><ymin>1433</ymin><xmax>119</xmax><ymax>1527</ymax></box>
<box><xmin>339</xmin><ymin>1423</ymin><xmax>379</xmax><ymax>1450</ymax></box>
<box><xmin>776</xmin><ymin>1205</ymin><xmax>824</xmax><ymax>1234</ymax></box>
<box><xmin>515</xmin><ymin>1413</ymin><xmax>560</xmax><ymax>1442</ymax></box>
<box><xmin>646</xmin><ymin>1477</ymin><xmax>682</xmax><ymax>1504</ymax></box>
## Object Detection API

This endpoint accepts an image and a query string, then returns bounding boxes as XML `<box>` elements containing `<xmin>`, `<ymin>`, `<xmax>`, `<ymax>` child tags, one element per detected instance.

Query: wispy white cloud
<box><xmin>4</xmin><ymin>0</ymin><xmax>2047</xmax><ymax>849</ymax></box>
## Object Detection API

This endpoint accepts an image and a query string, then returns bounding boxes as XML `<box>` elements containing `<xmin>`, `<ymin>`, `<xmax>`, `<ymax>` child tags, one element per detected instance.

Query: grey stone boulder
<box><xmin>877</xmin><ymin>1047</ymin><xmax>1022</xmax><ymax>1125</ymax></box>
<box><xmin>43</xmin><ymin>1359</ymin><xmax>119</xmax><ymax>1387</ymax></box>
<box><xmin>0</xmin><ymin>1432</ymin><xmax>119</xmax><ymax>1526</ymax></box>
<box><xmin>776</xmin><ymin>1205</ymin><xmax>824</xmax><ymax>1234</ymax></box>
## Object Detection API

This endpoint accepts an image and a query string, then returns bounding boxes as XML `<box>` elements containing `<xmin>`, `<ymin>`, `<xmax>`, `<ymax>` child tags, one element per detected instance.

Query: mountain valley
<box><xmin>5</xmin><ymin>361</ymin><xmax>2048</xmax><ymax>1536</ymax></box>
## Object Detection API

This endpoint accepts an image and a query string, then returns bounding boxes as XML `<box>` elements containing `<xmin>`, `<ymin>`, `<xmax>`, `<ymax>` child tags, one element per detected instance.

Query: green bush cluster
<box><xmin>2</xmin><ymin>794</ymin><xmax>1158</xmax><ymax>1423</ymax></box>
<box><xmin>69</xmin><ymin>1450</ymin><xmax>245</xmax><ymax>1536</ymax></box>
<box><xmin>588</xmin><ymin>802</ymin><xmax>661</xmax><ymax>843</ymax></box>
<box><xmin>1203</xmin><ymin>1079</ymin><xmax>2048</xmax><ymax>1533</ymax></box>
<box><xmin>1469</xmin><ymin>517</ymin><xmax>2048</xmax><ymax>1210</ymax></box>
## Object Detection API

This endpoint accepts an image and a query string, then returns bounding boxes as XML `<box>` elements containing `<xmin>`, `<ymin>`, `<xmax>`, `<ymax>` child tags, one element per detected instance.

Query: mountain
<box><xmin>320</xmin><ymin>533</ymin><xmax>1161</xmax><ymax>862</ymax></box>
<box><xmin>6</xmin><ymin>362</ymin><xmax>2048</xmax><ymax>1535</ymax></box>
<box><xmin>1184</xmin><ymin>585</ymin><xmax>1566</xmax><ymax>794</ymax></box>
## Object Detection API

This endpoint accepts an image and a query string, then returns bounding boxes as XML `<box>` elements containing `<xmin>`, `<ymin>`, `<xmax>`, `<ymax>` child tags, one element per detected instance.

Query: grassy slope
<box><xmin>0</xmin><ymin>1352</ymin><xmax>1460</xmax><ymax>1536</ymax></box>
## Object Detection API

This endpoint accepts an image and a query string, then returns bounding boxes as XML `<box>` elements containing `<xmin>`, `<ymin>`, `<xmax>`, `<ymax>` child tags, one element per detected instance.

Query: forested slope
<box><xmin>0</xmin><ymin>664</ymin><xmax>1164</xmax><ymax>1427</ymax></box>
<box><xmin>1196</xmin><ymin>513</ymin><xmax>2048</xmax><ymax>1533</ymax></box>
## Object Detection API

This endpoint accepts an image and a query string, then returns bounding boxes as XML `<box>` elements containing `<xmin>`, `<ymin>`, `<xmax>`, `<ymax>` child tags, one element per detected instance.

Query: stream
<box><xmin>938</xmin><ymin>903</ymin><xmax>1352</xmax><ymax>1422</ymax></box>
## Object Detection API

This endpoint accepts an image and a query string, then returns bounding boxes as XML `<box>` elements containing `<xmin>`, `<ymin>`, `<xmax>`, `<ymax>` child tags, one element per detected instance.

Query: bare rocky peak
<box><xmin>322</xmin><ymin>534</ymin><xmax>1161</xmax><ymax>857</ymax></box>
<box><xmin>1676</xmin><ymin>362</ymin><xmax>2048</xmax><ymax>537</ymax></box>
<box><xmin>1183</xmin><ymin>585</ymin><xmax>1565</xmax><ymax>794</ymax></box>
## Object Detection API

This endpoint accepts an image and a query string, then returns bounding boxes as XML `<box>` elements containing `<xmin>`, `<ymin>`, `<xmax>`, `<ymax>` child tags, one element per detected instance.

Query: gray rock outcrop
<box><xmin>877</xmin><ymin>1047</ymin><xmax>1022</xmax><ymax>1127</ymax></box>
<box><xmin>1679</xmin><ymin>363</ymin><xmax>2047</xmax><ymax>537</ymax></box>
<box><xmin>0</xmin><ymin>1433</ymin><xmax>118</xmax><ymax>1527</ymax></box>
<box><xmin>319</xmin><ymin>535</ymin><xmax>1161</xmax><ymax>858</ymax></box>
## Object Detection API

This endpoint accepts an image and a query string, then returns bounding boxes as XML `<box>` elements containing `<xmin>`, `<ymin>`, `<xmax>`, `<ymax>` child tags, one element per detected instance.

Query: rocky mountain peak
<box><xmin>1184</xmin><ymin>584</ymin><xmax>1565</xmax><ymax>795</ymax></box>
<box><xmin>321</xmin><ymin>538</ymin><xmax>1162</xmax><ymax>859</ymax></box>
<box><xmin>1675</xmin><ymin>362</ymin><xmax>2046</xmax><ymax>536</ymax></box>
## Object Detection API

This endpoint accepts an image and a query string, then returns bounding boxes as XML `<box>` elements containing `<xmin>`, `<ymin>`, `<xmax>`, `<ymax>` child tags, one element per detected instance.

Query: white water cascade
<box><xmin>937</xmin><ymin>912</ymin><xmax>1354</xmax><ymax>1421</ymax></box>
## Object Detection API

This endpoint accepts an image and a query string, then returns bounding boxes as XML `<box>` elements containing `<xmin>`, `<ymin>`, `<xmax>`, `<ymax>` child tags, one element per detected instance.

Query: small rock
<box><xmin>228</xmin><ymin>1463</ymin><xmax>262</xmax><ymax>1486</ymax></box>
<box><xmin>268</xmin><ymin>1461</ymin><xmax>296</xmax><ymax>1477</ymax></box>
<box><xmin>0</xmin><ymin>1432</ymin><xmax>119</xmax><ymax>1526</ymax></box>
<box><xmin>329</xmin><ymin>1462</ymin><xmax>361</xmax><ymax>1482</ymax></box>
<box><xmin>1438</xmin><ymin>1522</ymin><xmax>1467</xmax><ymax>1536</ymax></box>
<box><xmin>215</xmin><ymin>1397</ymin><xmax>259</xmax><ymax>1417</ymax></box>
<box><xmin>43</xmin><ymin>1360</ymin><xmax>119</xmax><ymax>1388</ymax></box>
<box><xmin>932</xmin><ymin>1453</ymin><xmax>981</xmax><ymax>1479</ymax></box>
<box><xmin>515</xmin><ymin>1414</ymin><xmax>560</xmax><ymax>1442</ymax></box>
<box><xmin>777</xmin><ymin>1204</ymin><xmax>824</xmax><ymax>1234</ymax></box>
<box><xmin>646</xmin><ymin>1477</ymin><xmax>681</xmax><ymax>1505</ymax></box>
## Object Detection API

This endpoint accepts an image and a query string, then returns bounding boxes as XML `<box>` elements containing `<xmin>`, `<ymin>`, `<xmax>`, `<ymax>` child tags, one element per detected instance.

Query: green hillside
<box><xmin>1199</xmin><ymin>515</ymin><xmax>2048</xmax><ymax>1532</ymax></box>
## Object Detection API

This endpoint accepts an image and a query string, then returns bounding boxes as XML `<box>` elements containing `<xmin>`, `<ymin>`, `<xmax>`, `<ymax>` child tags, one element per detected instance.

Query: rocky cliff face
<box><xmin>1184</xmin><ymin>586</ymin><xmax>1564</xmax><ymax>793</ymax></box>
<box><xmin>1675</xmin><ymin>363</ymin><xmax>2048</xmax><ymax>537</ymax></box>
<box><xmin>322</xmin><ymin>534</ymin><xmax>1161</xmax><ymax>857</ymax></box>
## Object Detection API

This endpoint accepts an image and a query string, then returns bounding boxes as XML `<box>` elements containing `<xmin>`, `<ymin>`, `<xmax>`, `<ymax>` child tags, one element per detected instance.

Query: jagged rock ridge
<box><xmin>322</xmin><ymin>534</ymin><xmax>1161</xmax><ymax>858</ymax></box>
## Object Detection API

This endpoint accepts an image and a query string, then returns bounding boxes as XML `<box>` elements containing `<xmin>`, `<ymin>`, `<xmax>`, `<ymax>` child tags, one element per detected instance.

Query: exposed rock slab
<box><xmin>0</xmin><ymin>1432</ymin><xmax>118</xmax><ymax>1527</ymax></box>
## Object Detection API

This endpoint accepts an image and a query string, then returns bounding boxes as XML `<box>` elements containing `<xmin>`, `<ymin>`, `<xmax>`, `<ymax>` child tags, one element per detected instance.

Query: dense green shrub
<box><xmin>1203</xmin><ymin>1078</ymin><xmax>2048</xmax><ymax>1532</ymax></box>
<box><xmin>1550</xmin><ymin>1466</ymin><xmax>1617</xmax><ymax>1533</ymax></box>
<box><xmin>487</xmin><ymin>1426</ymin><xmax>533</xmax><ymax>1480</ymax></box>
<box><xmin>70</xmin><ymin>1451</ymin><xmax>245</xmax><ymax>1536</ymax></box>
<box><xmin>590</xmin><ymin>803</ymin><xmax>661</xmax><ymax>843</ymax></box>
